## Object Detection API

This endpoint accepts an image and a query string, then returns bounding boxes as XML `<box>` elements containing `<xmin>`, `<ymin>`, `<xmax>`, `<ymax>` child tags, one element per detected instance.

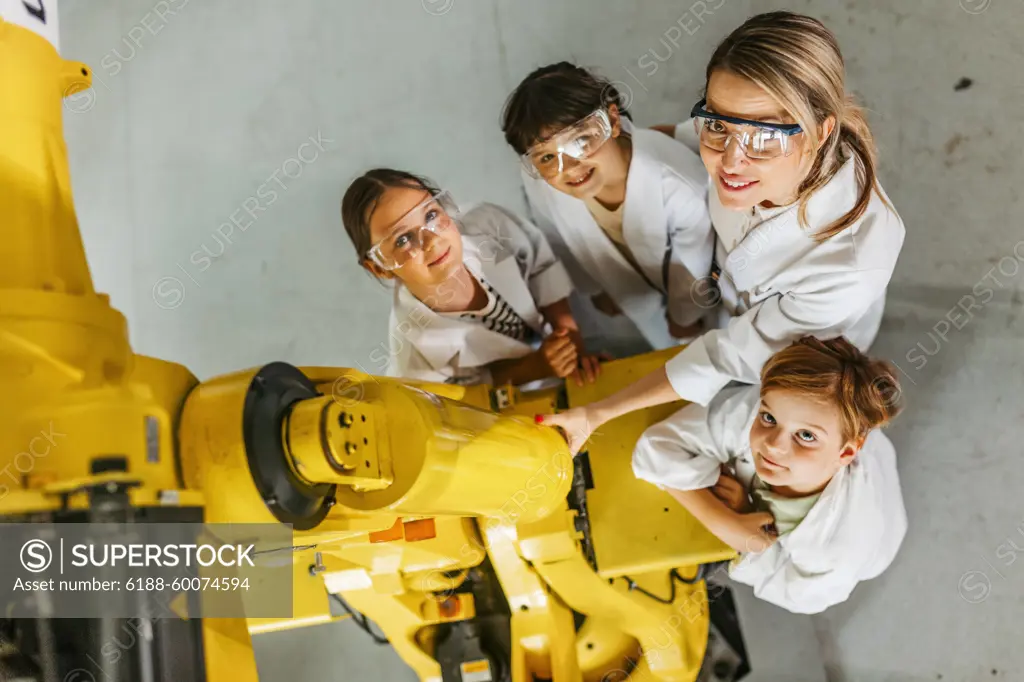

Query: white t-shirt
<box><xmin>583</xmin><ymin>197</ymin><xmax>654</xmax><ymax>287</ymax></box>
<box><xmin>750</xmin><ymin>475</ymin><xmax>822</xmax><ymax>536</ymax></box>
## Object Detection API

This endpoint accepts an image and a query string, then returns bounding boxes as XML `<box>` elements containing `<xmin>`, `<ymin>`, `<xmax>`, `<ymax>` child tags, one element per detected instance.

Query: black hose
<box><xmin>330</xmin><ymin>594</ymin><xmax>390</xmax><ymax>645</ymax></box>
<box><xmin>619</xmin><ymin>566</ymin><xmax>712</xmax><ymax>604</ymax></box>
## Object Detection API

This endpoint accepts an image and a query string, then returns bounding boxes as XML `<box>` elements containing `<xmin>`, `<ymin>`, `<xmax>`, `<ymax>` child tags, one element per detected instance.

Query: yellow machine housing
<box><xmin>0</xmin><ymin>10</ymin><xmax>737</xmax><ymax>682</ymax></box>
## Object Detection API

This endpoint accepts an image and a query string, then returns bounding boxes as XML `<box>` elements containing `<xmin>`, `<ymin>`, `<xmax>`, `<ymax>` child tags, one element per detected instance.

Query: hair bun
<box><xmin>866</xmin><ymin>362</ymin><xmax>903</xmax><ymax>421</ymax></box>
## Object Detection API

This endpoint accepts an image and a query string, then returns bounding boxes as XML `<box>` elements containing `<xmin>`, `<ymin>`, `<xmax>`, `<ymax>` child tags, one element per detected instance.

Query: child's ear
<box><xmin>837</xmin><ymin>435</ymin><xmax>865</xmax><ymax>466</ymax></box>
<box><xmin>607</xmin><ymin>103</ymin><xmax>622</xmax><ymax>137</ymax></box>
<box><xmin>362</xmin><ymin>258</ymin><xmax>393</xmax><ymax>280</ymax></box>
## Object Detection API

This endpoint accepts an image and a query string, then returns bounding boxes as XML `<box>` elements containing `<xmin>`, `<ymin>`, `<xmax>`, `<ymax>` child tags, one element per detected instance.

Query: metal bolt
<box><xmin>345</xmin><ymin>442</ymin><xmax>357</xmax><ymax>455</ymax></box>
<box><xmin>338</xmin><ymin>412</ymin><xmax>354</xmax><ymax>428</ymax></box>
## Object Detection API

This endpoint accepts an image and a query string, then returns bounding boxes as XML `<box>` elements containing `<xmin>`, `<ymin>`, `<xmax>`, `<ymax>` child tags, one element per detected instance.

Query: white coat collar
<box><xmin>461</xmin><ymin>234</ymin><xmax>540</xmax><ymax>324</ymax></box>
<box><xmin>392</xmin><ymin>235</ymin><xmax>540</xmax><ymax>371</ymax></box>
<box><xmin>718</xmin><ymin>154</ymin><xmax>860</xmax><ymax>291</ymax></box>
<box><xmin>621</xmin><ymin>133</ymin><xmax>672</xmax><ymax>289</ymax></box>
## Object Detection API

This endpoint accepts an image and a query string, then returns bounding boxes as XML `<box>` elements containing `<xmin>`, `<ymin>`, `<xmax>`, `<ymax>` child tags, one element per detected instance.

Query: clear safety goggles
<box><xmin>365</xmin><ymin>190</ymin><xmax>460</xmax><ymax>271</ymax></box>
<box><xmin>690</xmin><ymin>98</ymin><xmax>803</xmax><ymax>159</ymax></box>
<box><xmin>521</xmin><ymin>109</ymin><xmax>613</xmax><ymax>179</ymax></box>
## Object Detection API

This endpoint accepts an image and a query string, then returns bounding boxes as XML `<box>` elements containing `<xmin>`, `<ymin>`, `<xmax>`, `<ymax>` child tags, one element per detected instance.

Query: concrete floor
<box><xmin>58</xmin><ymin>0</ymin><xmax>1023</xmax><ymax>680</ymax></box>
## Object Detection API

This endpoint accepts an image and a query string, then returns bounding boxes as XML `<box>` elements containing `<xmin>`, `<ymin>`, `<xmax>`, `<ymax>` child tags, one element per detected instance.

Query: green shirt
<box><xmin>751</xmin><ymin>475</ymin><xmax>821</xmax><ymax>536</ymax></box>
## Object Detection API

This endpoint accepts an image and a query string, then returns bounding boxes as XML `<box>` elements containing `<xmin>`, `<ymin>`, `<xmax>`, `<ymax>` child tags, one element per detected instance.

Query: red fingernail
<box><xmin>535</xmin><ymin>414</ymin><xmax>544</xmax><ymax>423</ymax></box>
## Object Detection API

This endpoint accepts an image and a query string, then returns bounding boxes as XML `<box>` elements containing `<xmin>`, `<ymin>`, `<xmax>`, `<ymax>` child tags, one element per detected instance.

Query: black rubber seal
<box><xmin>241</xmin><ymin>362</ymin><xmax>335</xmax><ymax>530</ymax></box>
<box><xmin>91</xmin><ymin>456</ymin><xmax>128</xmax><ymax>474</ymax></box>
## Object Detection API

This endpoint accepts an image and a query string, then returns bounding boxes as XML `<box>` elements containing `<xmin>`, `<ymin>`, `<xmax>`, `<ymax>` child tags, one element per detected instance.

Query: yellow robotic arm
<box><xmin>1</xmin><ymin>7</ymin><xmax>736</xmax><ymax>682</ymax></box>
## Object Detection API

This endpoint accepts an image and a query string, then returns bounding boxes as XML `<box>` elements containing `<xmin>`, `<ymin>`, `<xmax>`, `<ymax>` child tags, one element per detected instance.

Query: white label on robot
<box><xmin>460</xmin><ymin>659</ymin><xmax>492</xmax><ymax>682</ymax></box>
<box><xmin>0</xmin><ymin>0</ymin><xmax>60</xmax><ymax>51</ymax></box>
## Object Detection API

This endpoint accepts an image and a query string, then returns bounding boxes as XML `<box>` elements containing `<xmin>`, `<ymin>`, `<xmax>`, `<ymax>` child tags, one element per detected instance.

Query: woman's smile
<box><xmin>718</xmin><ymin>171</ymin><xmax>759</xmax><ymax>193</ymax></box>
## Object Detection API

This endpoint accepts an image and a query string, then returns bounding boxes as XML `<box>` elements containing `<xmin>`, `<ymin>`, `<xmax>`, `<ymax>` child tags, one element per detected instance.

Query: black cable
<box><xmin>673</xmin><ymin>565</ymin><xmax>709</xmax><ymax>585</ymax></box>
<box><xmin>623</xmin><ymin>576</ymin><xmax>676</xmax><ymax>605</ymax></box>
<box><xmin>330</xmin><ymin>593</ymin><xmax>390</xmax><ymax>645</ymax></box>
<box><xmin>619</xmin><ymin>567</ymin><xmax>708</xmax><ymax>604</ymax></box>
<box><xmin>332</xmin><ymin>594</ymin><xmax>389</xmax><ymax>645</ymax></box>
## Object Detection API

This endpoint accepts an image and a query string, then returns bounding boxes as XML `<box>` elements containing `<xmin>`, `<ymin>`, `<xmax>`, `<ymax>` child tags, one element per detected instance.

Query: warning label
<box><xmin>460</xmin><ymin>659</ymin><xmax>492</xmax><ymax>682</ymax></box>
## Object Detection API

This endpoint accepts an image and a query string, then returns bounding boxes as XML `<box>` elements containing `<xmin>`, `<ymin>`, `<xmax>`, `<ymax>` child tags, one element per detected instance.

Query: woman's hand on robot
<box><xmin>535</xmin><ymin>408</ymin><xmax>597</xmax><ymax>457</ymax></box>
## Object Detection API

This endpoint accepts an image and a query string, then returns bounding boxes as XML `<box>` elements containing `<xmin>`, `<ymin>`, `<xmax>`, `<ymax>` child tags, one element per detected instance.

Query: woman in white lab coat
<box><xmin>341</xmin><ymin>168</ymin><xmax>602</xmax><ymax>386</ymax></box>
<box><xmin>501</xmin><ymin>62</ymin><xmax>716</xmax><ymax>351</ymax></box>
<box><xmin>632</xmin><ymin>336</ymin><xmax>906</xmax><ymax>613</ymax></box>
<box><xmin>539</xmin><ymin>11</ymin><xmax>906</xmax><ymax>440</ymax></box>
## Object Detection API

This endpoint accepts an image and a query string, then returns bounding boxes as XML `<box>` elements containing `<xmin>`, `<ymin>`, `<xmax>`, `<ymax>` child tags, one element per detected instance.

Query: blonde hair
<box><xmin>760</xmin><ymin>336</ymin><xmax>903</xmax><ymax>443</ymax></box>
<box><xmin>706</xmin><ymin>11</ymin><xmax>890</xmax><ymax>239</ymax></box>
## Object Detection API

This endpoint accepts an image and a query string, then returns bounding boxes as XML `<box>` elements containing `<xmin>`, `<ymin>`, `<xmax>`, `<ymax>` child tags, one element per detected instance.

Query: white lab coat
<box><xmin>632</xmin><ymin>384</ymin><xmax>907</xmax><ymax>614</ymax></box>
<box><xmin>521</xmin><ymin>127</ymin><xmax>715</xmax><ymax>350</ymax></box>
<box><xmin>385</xmin><ymin>202</ymin><xmax>574</xmax><ymax>385</ymax></box>
<box><xmin>663</xmin><ymin>137</ymin><xmax>906</xmax><ymax>406</ymax></box>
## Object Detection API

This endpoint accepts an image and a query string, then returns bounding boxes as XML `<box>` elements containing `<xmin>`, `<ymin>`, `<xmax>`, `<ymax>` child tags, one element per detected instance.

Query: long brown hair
<box><xmin>706</xmin><ymin>11</ymin><xmax>890</xmax><ymax>239</ymax></box>
<box><xmin>761</xmin><ymin>336</ymin><xmax>903</xmax><ymax>443</ymax></box>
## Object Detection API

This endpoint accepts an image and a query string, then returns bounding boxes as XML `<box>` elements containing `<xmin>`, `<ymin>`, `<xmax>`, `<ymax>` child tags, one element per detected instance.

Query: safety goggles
<box><xmin>521</xmin><ymin>109</ymin><xmax>613</xmax><ymax>179</ymax></box>
<box><xmin>365</xmin><ymin>190</ymin><xmax>460</xmax><ymax>271</ymax></box>
<box><xmin>690</xmin><ymin>98</ymin><xmax>803</xmax><ymax>159</ymax></box>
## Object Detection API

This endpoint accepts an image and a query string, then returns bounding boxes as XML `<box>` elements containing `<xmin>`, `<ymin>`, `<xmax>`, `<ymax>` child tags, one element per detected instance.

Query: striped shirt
<box><xmin>440</xmin><ymin>278</ymin><xmax>534</xmax><ymax>343</ymax></box>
